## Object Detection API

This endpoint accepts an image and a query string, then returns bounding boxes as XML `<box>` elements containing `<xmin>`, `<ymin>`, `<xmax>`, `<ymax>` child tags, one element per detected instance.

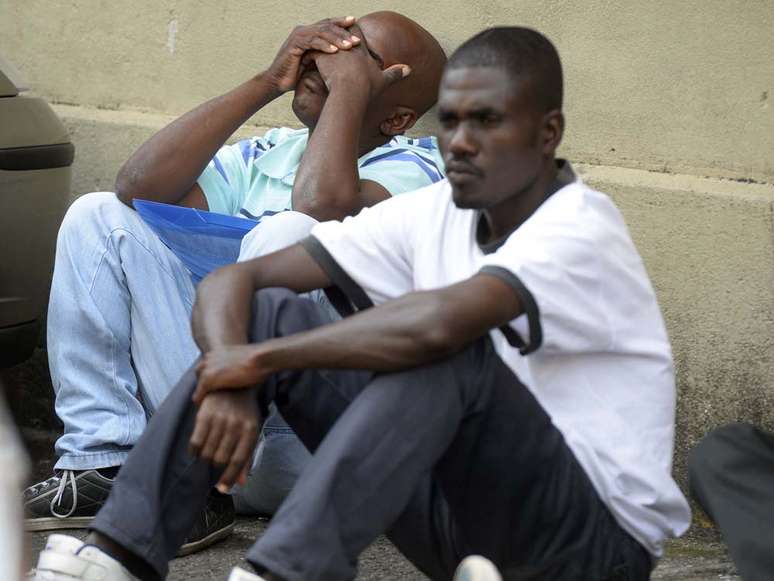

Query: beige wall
<box><xmin>4</xmin><ymin>1</ymin><xmax>774</xmax><ymax>491</ymax></box>
<box><xmin>2</xmin><ymin>0</ymin><xmax>773</xmax><ymax>182</ymax></box>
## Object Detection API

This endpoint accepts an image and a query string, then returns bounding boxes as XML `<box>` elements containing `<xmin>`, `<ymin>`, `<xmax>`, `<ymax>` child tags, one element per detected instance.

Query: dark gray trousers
<box><xmin>92</xmin><ymin>288</ymin><xmax>650</xmax><ymax>580</ymax></box>
<box><xmin>689</xmin><ymin>422</ymin><xmax>774</xmax><ymax>581</ymax></box>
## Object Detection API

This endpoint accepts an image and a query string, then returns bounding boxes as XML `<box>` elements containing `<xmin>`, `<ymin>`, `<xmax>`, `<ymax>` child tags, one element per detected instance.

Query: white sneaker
<box><xmin>31</xmin><ymin>534</ymin><xmax>140</xmax><ymax>581</ymax></box>
<box><xmin>227</xmin><ymin>567</ymin><xmax>266</xmax><ymax>580</ymax></box>
<box><xmin>453</xmin><ymin>555</ymin><xmax>503</xmax><ymax>581</ymax></box>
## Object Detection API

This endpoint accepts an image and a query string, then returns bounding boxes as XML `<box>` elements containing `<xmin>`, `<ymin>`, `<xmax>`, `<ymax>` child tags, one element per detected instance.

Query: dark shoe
<box><xmin>24</xmin><ymin>469</ymin><xmax>113</xmax><ymax>531</ymax></box>
<box><xmin>24</xmin><ymin>468</ymin><xmax>234</xmax><ymax>555</ymax></box>
<box><xmin>178</xmin><ymin>491</ymin><xmax>236</xmax><ymax>556</ymax></box>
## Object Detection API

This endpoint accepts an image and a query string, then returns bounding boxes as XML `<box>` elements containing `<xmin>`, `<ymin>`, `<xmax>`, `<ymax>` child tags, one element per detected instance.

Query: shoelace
<box><xmin>50</xmin><ymin>470</ymin><xmax>78</xmax><ymax>518</ymax></box>
<box><xmin>23</xmin><ymin>470</ymin><xmax>78</xmax><ymax>519</ymax></box>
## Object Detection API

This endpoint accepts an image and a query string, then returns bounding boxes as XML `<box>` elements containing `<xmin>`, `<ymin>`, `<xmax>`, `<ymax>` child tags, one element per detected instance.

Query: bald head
<box><xmin>358</xmin><ymin>11</ymin><xmax>447</xmax><ymax>118</ymax></box>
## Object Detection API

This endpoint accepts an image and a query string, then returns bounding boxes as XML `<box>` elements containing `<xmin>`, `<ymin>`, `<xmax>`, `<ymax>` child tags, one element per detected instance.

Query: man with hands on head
<box><xmin>26</xmin><ymin>11</ymin><xmax>446</xmax><ymax>550</ymax></box>
<box><xmin>33</xmin><ymin>27</ymin><xmax>689</xmax><ymax>581</ymax></box>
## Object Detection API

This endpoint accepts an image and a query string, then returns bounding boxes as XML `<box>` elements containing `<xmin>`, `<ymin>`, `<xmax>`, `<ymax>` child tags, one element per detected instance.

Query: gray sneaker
<box><xmin>24</xmin><ymin>469</ymin><xmax>235</xmax><ymax>555</ymax></box>
<box><xmin>24</xmin><ymin>469</ymin><xmax>112</xmax><ymax>531</ymax></box>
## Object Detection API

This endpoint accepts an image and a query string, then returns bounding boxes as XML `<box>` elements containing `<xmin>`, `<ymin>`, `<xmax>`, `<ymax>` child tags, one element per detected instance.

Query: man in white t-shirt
<box><xmin>33</xmin><ymin>26</ymin><xmax>690</xmax><ymax>581</ymax></box>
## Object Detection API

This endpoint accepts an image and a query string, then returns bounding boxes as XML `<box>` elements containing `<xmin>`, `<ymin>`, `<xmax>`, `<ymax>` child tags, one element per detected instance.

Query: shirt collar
<box><xmin>252</xmin><ymin>128</ymin><xmax>310</xmax><ymax>184</ymax></box>
<box><xmin>476</xmin><ymin>158</ymin><xmax>577</xmax><ymax>254</ymax></box>
<box><xmin>253</xmin><ymin>130</ymin><xmax>429</xmax><ymax>186</ymax></box>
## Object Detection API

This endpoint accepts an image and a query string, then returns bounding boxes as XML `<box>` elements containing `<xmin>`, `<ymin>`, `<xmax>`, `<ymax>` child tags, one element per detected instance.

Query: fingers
<box><xmin>192</xmin><ymin>378</ymin><xmax>207</xmax><ymax>405</ymax></box>
<box><xmin>307</xmin><ymin>36</ymin><xmax>340</xmax><ymax>54</ymax></box>
<box><xmin>189</xmin><ymin>409</ymin><xmax>211</xmax><ymax>456</ymax></box>
<box><xmin>382</xmin><ymin>64</ymin><xmax>412</xmax><ymax>86</ymax></box>
<box><xmin>321</xmin><ymin>16</ymin><xmax>360</xmax><ymax>46</ymax></box>
<box><xmin>212</xmin><ymin>423</ymin><xmax>238</xmax><ymax>466</ymax></box>
<box><xmin>329</xmin><ymin>15</ymin><xmax>356</xmax><ymax>28</ymax></box>
<box><xmin>237</xmin><ymin>465</ymin><xmax>249</xmax><ymax>487</ymax></box>
<box><xmin>216</xmin><ymin>426</ymin><xmax>258</xmax><ymax>492</ymax></box>
<box><xmin>198</xmin><ymin>415</ymin><xmax>225</xmax><ymax>460</ymax></box>
<box><xmin>296</xmin><ymin>18</ymin><xmax>359</xmax><ymax>54</ymax></box>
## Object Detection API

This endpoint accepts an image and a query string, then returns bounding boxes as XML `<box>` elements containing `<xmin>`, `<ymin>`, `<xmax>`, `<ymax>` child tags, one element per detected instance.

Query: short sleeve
<box><xmin>480</xmin><ymin>190</ymin><xmax>617</xmax><ymax>355</ymax></box>
<box><xmin>357</xmin><ymin>143</ymin><xmax>445</xmax><ymax>196</ymax></box>
<box><xmin>307</xmin><ymin>187</ymin><xmax>432</xmax><ymax>305</ymax></box>
<box><xmin>197</xmin><ymin>133</ymin><xmax>274</xmax><ymax>215</ymax></box>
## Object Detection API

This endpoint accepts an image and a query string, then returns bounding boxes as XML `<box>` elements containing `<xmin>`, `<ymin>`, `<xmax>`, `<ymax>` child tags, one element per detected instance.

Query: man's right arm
<box><xmin>115</xmin><ymin>76</ymin><xmax>281</xmax><ymax>209</ymax></box>
<box><xmin>114</xmin><ymin>17</ymin><xmax>361</xmax><ymax>209</ymax></box>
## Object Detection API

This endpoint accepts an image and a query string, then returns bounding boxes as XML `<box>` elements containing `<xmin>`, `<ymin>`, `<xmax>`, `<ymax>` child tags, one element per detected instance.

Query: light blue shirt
<box><xmin>197</xmin><ymin>127</ymin><xmax>445</xmax><ymax>219</ymax></box>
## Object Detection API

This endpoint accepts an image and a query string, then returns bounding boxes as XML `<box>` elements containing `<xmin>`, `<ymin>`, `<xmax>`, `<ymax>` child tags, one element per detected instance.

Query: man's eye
<box><xmin>478</xmin><ymin>115</ymin><xmax>500</xmax><ymax>127</ymax></box>
<box><xmin>438</xmin><ymin>115</ymin><xmax>457</xmax><ymax>128</ymax></box>
<box><xmin>367</xmin><ymin>49</ymin><xmax>384</xmax><ymax>68</ymax></box>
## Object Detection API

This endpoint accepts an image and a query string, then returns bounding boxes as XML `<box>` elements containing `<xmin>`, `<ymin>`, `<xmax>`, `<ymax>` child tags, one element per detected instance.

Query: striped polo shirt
<box><xmin>197</xmin><ymin>127</ymin><xmax>445</xmax><ymax>220</ymax></box>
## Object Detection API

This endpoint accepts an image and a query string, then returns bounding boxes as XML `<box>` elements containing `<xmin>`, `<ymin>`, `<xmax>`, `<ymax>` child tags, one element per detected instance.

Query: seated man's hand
<box><xmin>193</xmin><ymin>344</ymin><xmax>271</xmax><ymax>404</ymax></box>
<box><xmin>268</xmin><ymin>16</ymin><xmax>361</xmax><ymax>93</ymax></box>
<box><xmin>311</xmin><ymin>24</ymin><xmax>411</xmax><ymax>100</ymax></box>
<box><xmin>189</xmin><ymin>388</ymin><xmax>261</xmax><ymax>493</ymax></box>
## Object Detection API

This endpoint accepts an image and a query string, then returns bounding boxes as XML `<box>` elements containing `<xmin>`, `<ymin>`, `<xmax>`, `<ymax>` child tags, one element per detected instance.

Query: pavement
<box><xmin>11</xmin><ymin>360</ymin><xmax>741</xmax><ymax>581</ymax></box>
<box><xmin>28</xmin><ymin>519</ymin><xmax>739</xmax><ymax>580</ymax></box>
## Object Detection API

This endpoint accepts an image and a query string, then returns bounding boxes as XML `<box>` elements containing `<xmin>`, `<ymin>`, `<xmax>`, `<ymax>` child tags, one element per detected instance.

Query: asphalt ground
<box><xmin>16</xmin><ymin>381</ymin><xmax>740</xmax><ymax>581</ymax></box>
<box><xmin>28</xmin><ymin>517</ymin><xmax>740</xmax><ymax>580</ymax></box>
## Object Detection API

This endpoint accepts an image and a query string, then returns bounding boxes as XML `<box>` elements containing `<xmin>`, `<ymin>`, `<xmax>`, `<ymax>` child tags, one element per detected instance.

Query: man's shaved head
<box><xmin>447</xmin><ymin>27</ymin><xmax>563</xmax><ymax>113</ymax></box>
<box><xmin>291</xmin><ymin>12</ymin><xmax>445</xmax><ymax>149</ymax></box>
<box><xmin>358</xmin><ymin>11</ymin><xmax>447</xmax><ymax>118</ymax></box>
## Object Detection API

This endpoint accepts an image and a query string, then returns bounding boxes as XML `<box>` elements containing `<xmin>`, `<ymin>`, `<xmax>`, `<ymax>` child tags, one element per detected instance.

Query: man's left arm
<box><xmin>290</xmin><ymin>29</ymin><xmax>412</xmax><ymax>220</ymax></box>
<box><xmin>193</xmin><ymin>272</ymin><xmax>523</xmax><ymax>401</ymax></box>
<box><xmin>190</xmin><ymin>271</ymin><xmax>521</xmax><ymax>492</ymax></box>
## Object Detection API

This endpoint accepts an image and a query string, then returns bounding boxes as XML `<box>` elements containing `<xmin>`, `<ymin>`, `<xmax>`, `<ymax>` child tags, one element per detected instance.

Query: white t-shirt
<box><xmin>307</xmin><ymin>162</ymin><xmax>691</xmax><ymax>557</ymax></box>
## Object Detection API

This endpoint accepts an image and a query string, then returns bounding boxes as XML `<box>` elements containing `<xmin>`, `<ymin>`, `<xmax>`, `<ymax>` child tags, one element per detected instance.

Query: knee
<box><xmin>688</xmin><ymin>422</ymin><xmax>757</xmax><ymax>485</ymax></box>
<box><xmin>239</xmin><ymin>211</ymin><xmax>319</xmax><ymax>260</ymax></box>
<box><xmin>59</xmin><ymin>192</ymin><xmax>129</xmax><ymax>238</ymax></box>
<box><xmin>249</xmin><ymin>288</ymin><xmax>328</xmax><ymax>342</ymax></box>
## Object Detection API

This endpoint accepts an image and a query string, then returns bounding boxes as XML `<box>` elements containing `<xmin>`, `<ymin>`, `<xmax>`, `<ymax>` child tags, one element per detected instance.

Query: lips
<box><xmin>445</xmin><ymin>161</ymin><xmax>481</xmax><ymax>182</ymax></box>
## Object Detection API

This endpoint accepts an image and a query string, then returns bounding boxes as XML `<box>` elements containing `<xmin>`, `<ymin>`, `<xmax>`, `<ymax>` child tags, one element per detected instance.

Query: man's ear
<box><xmin>379</xmin><ymin>106</ymin><xmax>418</xmax><ymax>136</ymax></box>
<box><xmin>541</xmin><ymin>109</ymin><xmax>564</xmax><ymax>156</ymax></box>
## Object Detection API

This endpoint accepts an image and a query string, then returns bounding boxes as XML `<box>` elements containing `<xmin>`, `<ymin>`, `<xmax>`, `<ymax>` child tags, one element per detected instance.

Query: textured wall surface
<box><xmin>2</xmin><ymin>0</ymin><xmax>773</xmax><ymax>181</ymax></box>
<box><xmin>580</xmin><ymin>165</ymin><xmax>774</xmax><ymax>487</ymax></box>
<box><xmin>3</xmin><ymin>1</ymin><xmax>774</xmax><ymax>494</ymax></box>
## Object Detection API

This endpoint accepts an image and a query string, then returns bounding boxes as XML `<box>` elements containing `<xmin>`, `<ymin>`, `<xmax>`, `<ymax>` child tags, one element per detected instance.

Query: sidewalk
<box><xmin>15</xmin><ymin>363</ymin><xmax>741</xmax><ymax>581</ymax></box>
<box><xmin>29</xmin><ymin>518</ymin><xmax>739</xmax><ymax>580</ymax></box>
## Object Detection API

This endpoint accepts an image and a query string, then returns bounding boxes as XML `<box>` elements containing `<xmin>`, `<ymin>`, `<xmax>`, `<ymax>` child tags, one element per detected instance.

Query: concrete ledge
<box><xmin>32</xmin><ymin>105</ymin><xmax>774</xmax><ymax>493</ymax></box>
<box><xmin>52</xmin><ymin>104</ymin><xmax>273</xmax><ymax>200</ymax></box>
<box><xmin>578</xmin><ymin>164</ymin><xmax>774</xmax><ymax>492</ymax></box>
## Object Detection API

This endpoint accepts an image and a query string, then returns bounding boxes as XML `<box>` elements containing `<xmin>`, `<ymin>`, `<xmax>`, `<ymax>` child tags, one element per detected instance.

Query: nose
<box><xmin>447</xmin><ymin>123</ymin><xmax>477</xmax><ymax>156</ymax></box>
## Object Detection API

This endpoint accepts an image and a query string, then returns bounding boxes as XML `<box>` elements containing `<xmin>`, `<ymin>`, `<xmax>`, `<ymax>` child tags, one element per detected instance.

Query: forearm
<box><xmin>252</xmin><ymin>290</ymin><xmax>463</xmax><ymax>376</ymax></box>
<box><xmin>115</xmin><ymin>72</ymin><xmax>282</xmax><ymax>206</ymax></box>
<box><xmin>291</xmin><ymin>85</ymin><xmax>369</xmax><ymax>220</ymax></box>
<box><xmin>192</xmin><ymin>273</ymin><xmax>524</xmax><ymax>401</ymax></box>
<box><xmin>243</xmin><ymin>274</ymin><xmax>524</xmax><ymax>377</ymax></box>
<box><xmin>191</xmin><ymin>264</ymin><xmax>257</xmax><ymax>352</ymax></box>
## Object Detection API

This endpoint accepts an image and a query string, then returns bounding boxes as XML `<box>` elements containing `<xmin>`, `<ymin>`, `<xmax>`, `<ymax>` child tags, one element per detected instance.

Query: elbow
<box><xmin>411</xmin><ymin>296</ymin><xmax>464</xmax><ymax>360</ymax></box>
<box><xmin>114</xmin><ymin>167</ymin><xmax>139</xmax><ymax>207</ymax></box>
<box><xmin>293</xmin><ymin>194</ymin><xmax>360</xmax><ymax>222</ymax></box>
<box><xmin>416</xmin><ymin>326</ymin><xmax>461</xmax><ymax>360</ymax></box>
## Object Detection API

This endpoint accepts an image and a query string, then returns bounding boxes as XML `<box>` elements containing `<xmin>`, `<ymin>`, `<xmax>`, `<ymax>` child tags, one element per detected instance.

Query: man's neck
<box><xmin>307</xmin><ymin>121</ymin><xmax>391</xmax><ymax>158</ymax></box>
<box><xmin>481</xmin><ymin>159</ymin><xmax>559</xmax><ymax>243</ymax></box>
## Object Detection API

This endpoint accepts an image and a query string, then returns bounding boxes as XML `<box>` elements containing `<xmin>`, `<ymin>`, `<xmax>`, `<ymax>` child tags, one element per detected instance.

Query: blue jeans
<box><xmin>48</xmin><ymin>192</ymin><xmax>324</xmax><ymax>513</ymax></box>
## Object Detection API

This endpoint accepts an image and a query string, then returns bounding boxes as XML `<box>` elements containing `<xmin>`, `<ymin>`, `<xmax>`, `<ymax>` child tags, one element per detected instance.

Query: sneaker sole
<box><xmin>177</xmin><ymin>521</ymin><xmax>235</xmax><ymax>557</ymax></box>
<box><xmin>25</xmin><ymin>517</ymin><xmax>234</xmax><ymax>557</ymax></box>
<box><xmin>453</xmin><ymin>556</ymin><xmax>503</xmax><ymax>581</ymax></box>
<box><xmin>25</xmin><ymin>516</ymin><xmax>95</xmax><ymax>532</ymax></box>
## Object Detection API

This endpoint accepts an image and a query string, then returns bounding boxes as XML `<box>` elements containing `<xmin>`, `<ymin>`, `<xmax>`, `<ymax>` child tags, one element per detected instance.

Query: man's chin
<box><xmin>291</xmin><ymin>91</ymin><xmax>325</xmax><ymax>129</ymax></box>
<box><xmin>450</xmin><ymin>184</ymin><xmax>485</xmax><ymax>210</ymax></box>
